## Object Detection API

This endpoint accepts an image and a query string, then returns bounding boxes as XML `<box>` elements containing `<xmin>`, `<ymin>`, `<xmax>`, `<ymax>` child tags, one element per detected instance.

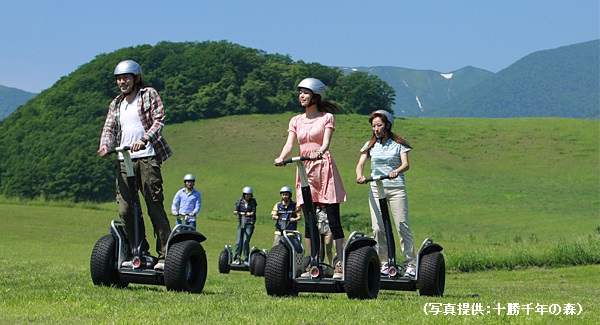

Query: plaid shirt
<box><xmin>235</xmin><ymin>197</ymin><xmax>258</xmax><ymax>225</ymax></box>
<box><xmin>99</xmin><ymin>87</ymin><xmax>172</xmax><ymax>163</ymax></box>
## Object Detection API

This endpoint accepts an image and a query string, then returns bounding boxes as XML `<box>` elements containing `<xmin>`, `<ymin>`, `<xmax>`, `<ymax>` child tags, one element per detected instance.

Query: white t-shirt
<box><xmin>118</xmin><ymin>91</ymin><xmax>156</xmax><ymax>160</ymax></box>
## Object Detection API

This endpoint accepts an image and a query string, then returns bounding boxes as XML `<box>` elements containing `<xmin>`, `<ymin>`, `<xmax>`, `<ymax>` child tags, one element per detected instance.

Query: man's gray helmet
<box><xmin>242</xmin><ymin>186</ymin><xmax>253</xmax><ymax>194</ymax></box>
<box><xmin>297</xmin><ymin>78</ymin><xmax>326</xmax><ymax>100</ymax></box>
<box><xmin>373</xmin><ymin>109</ymin><xmax>394</xmax><ymax>128</ymax></box>
<box><xmin>114</xmin><ymin>60</ymin><xmax>142</xmax><ymax>77</ymax></box>
<box><xmin>183</xmin><ymin>174</ymin><xmax>196</xmax><ymax>182</ymax></box>
<box><xmin>279</xmin><ymin>186</ymin><xmax>293</xmax><ymax>194</ymax></box>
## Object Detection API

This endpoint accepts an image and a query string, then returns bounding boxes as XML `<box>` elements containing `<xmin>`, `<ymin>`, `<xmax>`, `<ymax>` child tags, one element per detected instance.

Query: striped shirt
<box><xmin>361</xmin><ymin>138</ymin><xmax>410</xmax><ymax>187</ymax></box>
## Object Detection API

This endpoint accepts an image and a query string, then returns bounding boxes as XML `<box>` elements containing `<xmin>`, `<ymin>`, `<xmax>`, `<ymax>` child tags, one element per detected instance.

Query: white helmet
<box><xmin>372</xmin><ymin>110</ymin><xmax>394</xmax><ymax>128</ymax></box>
<box><xmin>183</xmin><ymin>174</ymin><xmax>196</xmax><ymax>182</ymax></box>
<box><xmin>279</xmin><ymin>186</ymin><xmax>293</xmax><ymax>194</ymax></box>
<box><xmin>242</xmin><ymin>186</ymin><xmax>253</xmax><ymax>195</ymax></box>
<box><xmin>114</xmin><ymin>60</ymin><xmax>142</xmax><ymax>77</ymax></box>
<box><xmin>297</xmin><ymin>78</ymin><xmax>326</xmax><ymax>100</ymax></box>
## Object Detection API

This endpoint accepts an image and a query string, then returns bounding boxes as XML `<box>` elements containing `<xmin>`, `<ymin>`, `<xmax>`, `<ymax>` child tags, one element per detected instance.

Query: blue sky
<box><xmin>1</xmin><ymin>0</ymin><xmax>598</xmax><ymax>93</ymax></box>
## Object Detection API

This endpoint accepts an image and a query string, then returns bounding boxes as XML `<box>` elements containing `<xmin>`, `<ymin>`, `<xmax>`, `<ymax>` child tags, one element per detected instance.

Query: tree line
<box><xmin>0</xmin><ymin>41</ymin><xmax>395</xmax><ymax>202</ymax></box>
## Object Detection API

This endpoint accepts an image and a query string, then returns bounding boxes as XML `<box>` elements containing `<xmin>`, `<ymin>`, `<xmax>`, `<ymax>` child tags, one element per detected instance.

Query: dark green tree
<box><xmin>331</xmin><ymin>71</ymin><xmax>395</xmax><ymax>114</ymax></box>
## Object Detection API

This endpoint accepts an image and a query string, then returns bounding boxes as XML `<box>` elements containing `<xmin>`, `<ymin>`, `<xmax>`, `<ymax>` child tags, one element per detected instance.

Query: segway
<box><xmin>265</xmin><ymin>156</ymin><xmax>380</xmax><ymax>299</ymax></box>
<box><xmin>362</xmin><ymin>175</ymin><xmax>445</xmax><ymax>296</ymax></box>
<box><xmin>90</xmin><ymin>146</ymin><xmax>208</xmax><ymax>293</ymax></box>
<box><xmin>218</xmin><ymin>212</ymin><xmax>267</xmax><ymax>276</ymax></box>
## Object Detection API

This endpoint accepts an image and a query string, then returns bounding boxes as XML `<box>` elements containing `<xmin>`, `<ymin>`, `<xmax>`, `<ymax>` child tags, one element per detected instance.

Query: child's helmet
<box><xmin>279</xmin><ymin>186</ymin><xmax>293</xmax><ymax>194</ymax></box>
<box><xmin>183</xmin><ymin>174</ymin><xmax>196</xmax><ymax>182</ymax></box>
<box><xmin>242</xmin><ymin>186</ymin><xmax>253</xmax><ymax>194</ymax></box>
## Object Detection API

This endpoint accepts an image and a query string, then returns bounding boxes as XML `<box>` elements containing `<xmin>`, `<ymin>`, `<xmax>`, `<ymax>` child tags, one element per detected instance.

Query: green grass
<box><xmin>1</xmin><ymin>116</ymin><xmax>599</xmax><ymax>323</ymax></box>
<box><xmin>1</xmin><ymin>204</ymin><xmax>599</xmax><ymax>324</ymax></box>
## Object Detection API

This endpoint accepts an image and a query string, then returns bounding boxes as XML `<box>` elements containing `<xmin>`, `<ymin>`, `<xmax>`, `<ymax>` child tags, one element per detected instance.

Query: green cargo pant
<box><xmin>115</xmin><ymin>156</ymin><xmax>171</xmax><ymax>258</ymax></box>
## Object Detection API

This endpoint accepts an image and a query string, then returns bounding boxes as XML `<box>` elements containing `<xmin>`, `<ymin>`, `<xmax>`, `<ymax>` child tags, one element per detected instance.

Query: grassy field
<box><xmin>0</xmin><ymin>204</ymin><xmax>598</xmax><ymax>324</ymax></box>
<box><xmin>1</xmin><ymin>115</ymin><xmax>599</xmax><ymax>324</ymax></box>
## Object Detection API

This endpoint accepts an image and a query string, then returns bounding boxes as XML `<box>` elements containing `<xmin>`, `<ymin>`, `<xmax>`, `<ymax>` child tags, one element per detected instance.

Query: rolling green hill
<box><xmin>98</xmin><ymin>115</ymin><xmax>597</xmax><ymax>252</ymax></box>
<box><xmin>1</xmin><ymin>40</ymin><xmax>598</xmax><ymax>204</ymax></box>
<box><xmin>0</xmin><ymin>41</ymin><xmax>393</xmax><ymax>202</ymax></box>
<box><xmin>3</xmin><ymin>114</ymin><xmax>597</xmax><ymax>263</ymax></box>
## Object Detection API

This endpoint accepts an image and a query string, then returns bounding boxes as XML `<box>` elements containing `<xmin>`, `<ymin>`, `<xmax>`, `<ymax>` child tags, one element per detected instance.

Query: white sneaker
<box><xmin>404</xmin><ymin>266</ymin><xmax>416</xmax><ymax>278</ymax></box>
<box><xmin>121</xmin><ymin>261</ymin><xmax>133</xmax><ymax>268</ymax></box>
<box><xmin>380</xmin><ymin>262</ymin><xmax>389</xmax><ymax>276</ymax></box>
<box><xmin>332</xmin><ymin>261</ymin><xmax>343</xmax><ymax>279</ymax></box>
<box><xmin>154</xmin><ymin>262</ymin><xmax>164</xmax><ymax>270</ymax></box>
<box><xmin>300</xmin><ymin>265</ymin><xmax>310</xmax><ymax>278</ymax></box>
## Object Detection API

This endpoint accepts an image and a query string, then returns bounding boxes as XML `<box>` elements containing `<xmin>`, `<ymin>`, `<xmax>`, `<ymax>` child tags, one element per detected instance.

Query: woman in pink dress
<box><xmin>274</xmin><ymin>77</ymin><xmax>347</xmax><ymax>279</ymax></box>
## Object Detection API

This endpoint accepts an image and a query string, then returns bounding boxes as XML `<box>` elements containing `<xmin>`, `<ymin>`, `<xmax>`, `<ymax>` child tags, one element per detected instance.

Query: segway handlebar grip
<box><xmin>106</xmin><ymin>145</ymin><xmax>146</xmax><ymax>155</ymax></box>
<box><xmin>275</xmin><ymin>156</ymin><xmax>317</xmax><ymax>166</ymax></box>
<box><xmin>362</xmin><ymin>174</ymin><xmax>391</xmax><ymax>183</ymax></box>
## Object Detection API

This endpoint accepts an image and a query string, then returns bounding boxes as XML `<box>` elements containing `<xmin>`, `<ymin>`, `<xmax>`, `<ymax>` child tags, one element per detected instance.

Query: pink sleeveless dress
<box><xmin>288</xmin><ymin>112</ymin><xmax>347</xmax><ymax>206</ymax></box>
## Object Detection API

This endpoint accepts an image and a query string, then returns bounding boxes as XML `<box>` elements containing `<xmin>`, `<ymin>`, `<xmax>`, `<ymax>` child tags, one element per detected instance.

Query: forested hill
<box><xmin>0</xmin><ymin>41</ymin><xmax>394</xmax><ymax>202</ymax></box>
<box><xmin>0</xmin><ymin>85</ymin><xmax>36</xmax><ymax>120</ymax></box>
<box><xmin>428</xmin><ymin>40</ymin><xmax>600</xmax><ymax>118</ymax></box>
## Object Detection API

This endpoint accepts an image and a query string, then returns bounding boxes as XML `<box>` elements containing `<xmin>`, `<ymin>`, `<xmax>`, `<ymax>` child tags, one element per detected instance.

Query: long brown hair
<box><xmin>360</xmin><ymin>111</ymin><xmax>412</xmax><ymax>156</ymax></box>
<box><xmin>304</xmin><ymin>90</ymin><xmax>342</xmax><ymax>114</ymax></box>
<box><xmin>316</xmin><ymin>99</ymin><xmax>342</xmax><ymax>114</ymax></box>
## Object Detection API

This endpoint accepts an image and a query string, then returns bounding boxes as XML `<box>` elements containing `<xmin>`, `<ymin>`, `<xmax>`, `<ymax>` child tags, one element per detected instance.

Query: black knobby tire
<box><xmin>218</xmin><ymin>249</ymin><xmax>230</xmax><ymax>274</ymax></box>
<box><xmin>344</xmin><ymin>246</ymin><xmax>380</xmax><ymax>300</ymax></box>
<box><xmin>418</xmin><ymin>251</ymin><xmax>445</xmax><ymax>297</ymax></box>
<box><xmin>264</xmin><ymin>244</ymin><xmax>297</xmax><ymax>297</ymax></box>
<box><xmin>249</xmin><ymin>253</ymin><xmax>256</xmax><ymax>275</ymax></box>
<box><xmin>90</xmin><ymin>234</ymin><xmax>128</xmax><ymax>288</ymax></box>
<box><xmin>253</xmin><ymin>253</ymin><xmax>266</xmax><ymax>277</ymax></box>
<box><xmin>164</xmin><ymin>240</ymin><xmax>207</xmax><ymax>293</ymax></box>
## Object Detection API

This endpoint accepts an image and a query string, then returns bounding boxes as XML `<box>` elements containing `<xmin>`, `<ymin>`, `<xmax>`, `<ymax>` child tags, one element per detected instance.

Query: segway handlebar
<box><xmin>362</xmin><ymin>174</ymin><xmax>391</xmax><ymax>183</ymax></box>
<box><xmin>274</xmin><ymin>155</ymin><xmax>321</xmax><ymax>166</ymax></box>
<box><xmin>106</xmin><ymin>145</ymin><xmax>146</xmax><ymax>155</ymax></box>
<box><xmin>106</xmin><ymin>146</ymin><xmax>131</xmax><ymax>155</ymax></box>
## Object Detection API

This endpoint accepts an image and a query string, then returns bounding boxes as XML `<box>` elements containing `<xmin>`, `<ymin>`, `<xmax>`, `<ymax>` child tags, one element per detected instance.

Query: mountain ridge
<box><xmin>1</xmin><ymin>40</ymin><xmax>597</xmax><ymax>120</ymax></box>
<box><xmin>0</xmin><ymin>85</ymin><xmax>37</xmax><ymax>120</ymax></box>
<box><xmin>429</xmin><ymin>40</ymin><xmax>600</xmax><ymax>118</ymax></box>
<box><xmin>340</xmin><ymin>65</ymin><xmax>494</xmax><ymax>117</ymax></box>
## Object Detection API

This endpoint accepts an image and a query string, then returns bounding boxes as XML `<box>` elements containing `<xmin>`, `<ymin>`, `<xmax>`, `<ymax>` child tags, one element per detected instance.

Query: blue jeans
<box><xmin>176</xmin><ymin>218</ymin><xmax>196</xmax><ymax>230</ymax></box>
<box><xmin>234</xmin><ymin>223</ymin><xmax>255</xmax><ymax>260</ymax></box>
